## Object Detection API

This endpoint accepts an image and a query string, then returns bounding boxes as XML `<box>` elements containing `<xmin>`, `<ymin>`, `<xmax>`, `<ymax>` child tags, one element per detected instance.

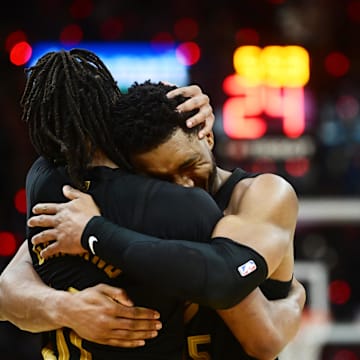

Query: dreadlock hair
<box><xmin>21</xmin><ymin>48</ymin><xmax>130</xmax><ymax>190</ymax></box>
<box><xmin>111</xmin><ymin>80</ymin><xmax>200</xmax><ymax>161</ymax></box>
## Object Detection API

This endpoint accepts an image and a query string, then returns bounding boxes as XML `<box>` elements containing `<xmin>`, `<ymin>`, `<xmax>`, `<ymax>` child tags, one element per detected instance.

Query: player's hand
<box><xmin>62</xmin><ymin>284</ymin><xmax>162</xmax><ymax>347</ymax></box>
<box><xmin>166</xmin><ymin>84</ymin><xmax>215</xmax><ymax>139</ymax></box>
<box><xmin>28</xmin><ymin>185</ymin><xmax>100</xmax><ymax>258</ymax></box>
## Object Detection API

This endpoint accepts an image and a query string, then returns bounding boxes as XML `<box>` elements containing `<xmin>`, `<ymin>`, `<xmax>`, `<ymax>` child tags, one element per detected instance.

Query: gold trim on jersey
<box><xmin>184</xmin><ymin>302</ymin><xmax>199</xmax><ymax>324</ymax></box>
<box><xmin>50</xmin><ymin>328</ymin><xmax>93</xmax><ymax>360</ymax></box>
<box><xmin>84</xmin><ymin>180</ymin><xmax>91</xmax><ymax>191</ymax></box>
<box><xmin>32</xmin><ymin>245</ymin><xmax>122</xmax><ymax>279</ymax></box>
<box><xmin>41</xmin><ymin>344</ymin><xmax>57</xmax><ymax>359</ymax></box>
<box><xmin>70</xmin><ymin>330</ymin><xmax>92</xmax><ymax>360</ymax></box>
<box><xmin>56</xmin><ymin>328</ymin><xmax>70</xmax><ymax>359</ymax></box>
<box><xmin>187</xmin><ymin>334</ymin><xmax>211</xmax><ymax>360</ymax></box>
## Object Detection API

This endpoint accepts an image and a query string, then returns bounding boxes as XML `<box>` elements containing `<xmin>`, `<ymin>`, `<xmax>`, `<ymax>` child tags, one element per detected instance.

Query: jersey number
<box><xmin>187</xmin><ymin>334</ymin><xmax>211</xmax><ymax>360</ymax></box>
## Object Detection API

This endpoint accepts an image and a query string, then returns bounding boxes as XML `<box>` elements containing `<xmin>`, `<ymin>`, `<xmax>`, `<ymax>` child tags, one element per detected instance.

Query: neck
<box><xmin>212</xmin><ymin>167</ymin><xmax>232</xmax><ymax>194</ymax></box>
<box><xmin>90</xmin><ymin>150</ymin><xmax>118</xmax><ymax>169</ymax></box>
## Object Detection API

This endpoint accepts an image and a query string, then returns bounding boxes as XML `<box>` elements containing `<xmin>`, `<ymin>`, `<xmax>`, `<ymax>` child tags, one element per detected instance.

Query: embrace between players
<box><xmin>0</xmin><ymin>49</ymin><xmax>305</xmax><ymax>360</ymax></box>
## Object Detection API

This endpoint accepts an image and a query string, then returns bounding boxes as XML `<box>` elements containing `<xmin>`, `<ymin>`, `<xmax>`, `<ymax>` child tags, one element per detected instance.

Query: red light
<box><xmin>251</xmin><ymin>159</ymin><xmax>277</xmax><ymax>173</ymax></box>
<box><xmin>60</xmin><ymin>24</ymin><xmax>83</xmax><ymax>46</ymax></box>
<box><xmin>222</xmin><ymin>74</ymin><xmax>247</xmax><ymax>96</ymax></box>
<box><xmin>176</xmin><ymin>42</ymin><xmax>201</xmax><ymax>66</ymax></box>
<box><xmin>174</xmin><ymin>18</ymin><xmax>199</xmax><ymax>41</ymax></box>
<box><xmin>283</xmin><ymin>87</ymin><xmax>305</xmax><ymax>137</ymax></box>
<box><xmin>0</xmin><ymin>232</ymin><xmax>17</xmax><ymax>257</ymax></box>
<box><xmin>285</xmin><ymin>158</ymin><xmax>309</xmax><ymax>177</ymax></box>
<box><xmin>333</xmin><ymin>349</ymin><xmax>358</xmax><ymax>360</ymax></box>
<box><xmin>100</xmin><ymin>17</ymin><xmax>123</xmax><ymax>40</ymax></box>
<box><xmin>235</xmin><ymin>28</ymin><xmax>260</xmax><ymax>45</ymax></box>
<box><xmin>14</xmin><ymin>188</ymin><xmax>27</xmax><ymax>214</ymax></box>
<box><xmin>222</xmin><ymin>75</ymin><xmax>305</xmax><ymax>139</ymax></box>
<box><xmin>9</xmin><ymin>41</ymin><xmax>32</xmax><ymax>66</ymax></box>
<box><xmin>325</xmin><ymin>52</ymin><xmax>350</xmax><ymax>77</ymax></box>
<box><xmin>151</xmin><ymin>32</ymin><xmax>174</xmax><ymax>44</ymax></box>
<box><xmin>223</xmin><ymin>97</ymin><xmax>267</xmax><ymax>139</ymax></box>
<box><xmin>5</xmin><ymin>30</ymin><xmax>27</xmax><ymax>52</ymax></box>
<box><xmin>329</xmin><ymin>280</ymin><xmax>351</xmax><ymax>305</ymax></box>
<box><xmin>347</xmin><ymin>0</ymin><xmax>360</xmax><ymax>22</ymax></box>
<box><xmin>70</xmin><ymin>0</ymin><xmax>93</xmax><ymax>19</ymax></box>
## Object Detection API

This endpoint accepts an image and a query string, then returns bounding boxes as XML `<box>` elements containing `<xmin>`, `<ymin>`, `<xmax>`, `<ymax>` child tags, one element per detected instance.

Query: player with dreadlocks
<box><xmin>26</xmin><ymin>81</ymin><xmax>305</xmax><ymax>360</ymax></box>
<box><xmin>17</xmin><ymin>48</ymin><xmax>226</xmax><ymax>359</ymax></box>
<box><xmin>21</xmin><ymin>49</ymin><xmax>128</xmax><ymax>189</ymax></box>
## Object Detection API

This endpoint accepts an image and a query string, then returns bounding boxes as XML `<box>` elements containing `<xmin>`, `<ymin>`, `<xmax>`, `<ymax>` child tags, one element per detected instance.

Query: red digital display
<box><xmin>222</xmin><ymin>46</ymin><xmax>310</xmax><ymax>139</ymax></box>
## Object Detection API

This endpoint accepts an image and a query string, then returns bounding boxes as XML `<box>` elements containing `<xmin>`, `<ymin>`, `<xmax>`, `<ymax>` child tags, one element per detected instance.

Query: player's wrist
<box><xmin>49</xmin><ymin>290</ymin><xmax>74</xmax><ymax>328</ymax></box>
<box><xmin>80</xmin><ymin>216</ymin><xmax>104</xmax><ymax>253</ymax></box>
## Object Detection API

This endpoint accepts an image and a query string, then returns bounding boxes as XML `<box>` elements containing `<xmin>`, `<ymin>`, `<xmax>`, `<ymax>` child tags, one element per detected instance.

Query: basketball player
<box><xmin>1</xmin><ymin>49</ymin><xmax>230</xmax><ymax>360</ymax></box>
<box><xmin>28</xmin><ymin>81</ymin><xmax>305</xmax><ymax>359</ymax></box>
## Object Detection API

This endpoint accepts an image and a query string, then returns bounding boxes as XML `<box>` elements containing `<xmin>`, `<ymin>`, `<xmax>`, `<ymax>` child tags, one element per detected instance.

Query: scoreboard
<box><xmin>222</xmin><ymin>45</ymin><xmax>310</xmax><ymax>139</ymax></box>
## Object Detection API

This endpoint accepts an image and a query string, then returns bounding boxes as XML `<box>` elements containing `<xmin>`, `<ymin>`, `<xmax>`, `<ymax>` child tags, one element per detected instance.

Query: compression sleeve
<box><xmin>81</xmin><ymin>217</ymin><xmax>268</xmax><ymax>309</ymax></box>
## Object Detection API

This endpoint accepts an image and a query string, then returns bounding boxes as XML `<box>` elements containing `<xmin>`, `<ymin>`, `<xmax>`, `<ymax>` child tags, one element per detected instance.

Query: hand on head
<box><xmin>166</xmin><ymin>84</ymin><xmax>215</xmax><ymax>139</ymax></box>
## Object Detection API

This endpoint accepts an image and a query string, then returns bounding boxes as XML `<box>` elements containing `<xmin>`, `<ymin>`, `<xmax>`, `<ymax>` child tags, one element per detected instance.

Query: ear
<box><xmin>204</xmin><ymin>130</ymin><xmax>214</xmax><ymax>150</ymax></box>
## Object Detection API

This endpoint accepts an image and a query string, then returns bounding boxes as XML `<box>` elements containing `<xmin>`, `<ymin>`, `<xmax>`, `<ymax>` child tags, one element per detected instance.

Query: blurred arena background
<box><xmin>0</xmin><ymin>0</ymin><xmax>360</xmax><ymax>359</ymax></box>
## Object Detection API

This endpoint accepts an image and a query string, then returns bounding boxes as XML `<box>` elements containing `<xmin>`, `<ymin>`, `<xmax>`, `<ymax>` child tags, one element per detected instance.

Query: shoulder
<box><xmin>249</xmin><ymin>173</ymin><xmax>298</xmax><ymax>203</ymax></box>
<box><xmin>108</xmin><ymin>172</ymin><xmax>222</xmax><ymax>221</ymax></box>
<box><xmin>142</xmin><ymin>179</ymin><xmax>222</xmax><ymax>237</ymax></box>
<box><xmin>155</xmin><ymin>180</ymin><xmax>220</xmax><ymax>210</ymax></box>
<box><xmin>26</xmin><ymin>157</ymin><xmax>70</xmax><ymax>204</ymax></box>
<box><xmin>123</xmin><ymin>173</ymin><xmax>218</xmax><ymax>206</ymax></box>
<box><xmin>27</xmin><ymin>156</ymin><xmax>53</xmax><ymax>177</ymax></box>
<box><xmin>229</xmin><ymin>172</ymin><xmax>298</xmax><ymax>221</ymax></box>
<box><xmin>26</xmin><ymin>156</ymin><xmax>54</xmax><ymax>191</ymax></box>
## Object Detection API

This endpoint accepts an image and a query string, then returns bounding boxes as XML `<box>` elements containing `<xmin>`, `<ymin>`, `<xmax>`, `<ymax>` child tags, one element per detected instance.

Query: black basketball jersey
<box><xmin>184</xmin><ymin>168</ymin><xmax>291</xmax><ymax>360</ymax></box>
<box><xmin>26</xmin><ymin>157</ymin><xmax>222</xmax><ymax>360</ymax></box>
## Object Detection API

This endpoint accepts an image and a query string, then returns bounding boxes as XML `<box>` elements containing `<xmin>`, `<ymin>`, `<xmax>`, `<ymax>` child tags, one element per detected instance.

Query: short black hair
<box><xmin>111</xmin><ymin>80</ymin><xmax>199</xmax><ymax>159</ymax></box>
<box><xmin>21</xmin><ymin>48</ymin><xmax>129</xmax><ymax>189</ymax></box>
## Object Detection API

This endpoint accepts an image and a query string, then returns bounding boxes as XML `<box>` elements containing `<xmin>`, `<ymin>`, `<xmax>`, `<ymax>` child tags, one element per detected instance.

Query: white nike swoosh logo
<box><xmin>88</xmin><ymin>235</ymin><xmax>98</xmax><ymax>255</ymax></box>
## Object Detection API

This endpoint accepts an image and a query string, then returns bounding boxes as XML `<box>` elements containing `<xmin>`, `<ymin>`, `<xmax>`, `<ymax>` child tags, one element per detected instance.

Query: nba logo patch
<box><xmin>238</xmin><ymin>260</ymin><xmax>257</xmax><ymax>277</ymax></box>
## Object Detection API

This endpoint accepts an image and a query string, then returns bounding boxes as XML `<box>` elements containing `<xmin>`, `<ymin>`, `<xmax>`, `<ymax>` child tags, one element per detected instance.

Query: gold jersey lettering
<box><xmin>104</xmin><ymin>264</ymin><xmax>122</xmax><ymax>278</ymax></box>
<box><xmin>187</xmin><ymin>334</ymin><xmax>211</xmax><ymax>360</ymax></box>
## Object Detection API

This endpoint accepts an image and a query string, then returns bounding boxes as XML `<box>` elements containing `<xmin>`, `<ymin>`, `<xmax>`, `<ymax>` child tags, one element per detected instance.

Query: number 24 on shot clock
<box><xmin>222</xmin><ymin>45</ymin><xmax>310</xmax><ymax>139</ymax></box>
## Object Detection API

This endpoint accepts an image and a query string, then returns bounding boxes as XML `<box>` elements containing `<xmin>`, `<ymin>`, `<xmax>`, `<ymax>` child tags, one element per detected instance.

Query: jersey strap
<box><xmin>213</xmin><ymin>168</ymin><xmax>259</xmax><ymax>211</ymax></box>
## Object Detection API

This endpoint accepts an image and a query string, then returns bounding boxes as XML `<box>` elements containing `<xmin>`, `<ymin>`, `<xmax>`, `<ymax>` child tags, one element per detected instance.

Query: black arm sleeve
<box><xmin>81</xmin><ymin>217</ymin><xmax>268</xmax><ymax>309</ymax></box>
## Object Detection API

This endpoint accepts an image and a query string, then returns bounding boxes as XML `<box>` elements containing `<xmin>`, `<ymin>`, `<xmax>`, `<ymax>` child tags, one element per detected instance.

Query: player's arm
<box><xmin>29</xmin><ymin>185</ymin><xmax>268</xmax><ymax>309</ymax></box>
<box><xmin>0</xmin><ymin>241</ymin><xmax>161</xmax><ymax>347</ymax></box>
<box><xmin>212</xmin><ymin>173</ymin><xmax>301</xmax><ymax>359</ymax></box>
<box><xmin>212</xmin><ymin>173</ymin><xmax>298</xmax><ymax>277</ymax></box>
<box><xmin>218</xmin><ymin>278</ymin><xmax>305</xmax><ymax>360</ymax></box>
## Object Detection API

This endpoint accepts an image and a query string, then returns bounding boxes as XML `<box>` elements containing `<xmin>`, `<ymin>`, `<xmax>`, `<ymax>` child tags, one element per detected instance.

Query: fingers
<box><xmin>187</xmin><ymin>105</ymin><xmax>215</xmax><ymax>138</ymax></box>
<box><xmin>28</xmin><ymin>214</ymin><xmax>58</xmax><ymax>228</ymax></box>
<box><xmin>105</xmin><ymin>338</ymin><xmax>146</xmax><ymax>348</ymax></box>
<box><xmin>31</xmin><ymin>229</ymin><xmax>57</xmax><ymax>245</ymax></box>
<box><xmin>39</xmin><ymin>242</ymin><xmax>60</xmax><ymax>259</ymax></box>
<box><xmin>62</xmin><ymin>185</ymin><xmax>85</xmax><ymax>200</ymax></box>
<box><xmin>115</xmin><ymin>304</ymin><xmax>161</xmax><ymax>321</ymax></box>
<box><xmin>32</xmin><ymin>203</ymin><xmax>60</xmax><ymax>215</ymax></box>
<box><xmin>167</xmin><ymin>84</ymin><xmax>214</xmax><ymax>139</ymax></box>
<box><xmin>166</xmin><ymin>84</ymin><xmax>201</xmax><ymax>99</ymax></box>
<box><xmin>176</xmin><ymin>93</ymin><xmax>209</xmax><ymax>114</ymax></box>
<box><xmin>96</xmin><ymin>284</ymin><xmax>134</xmax><ymax>308</ymax></box>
